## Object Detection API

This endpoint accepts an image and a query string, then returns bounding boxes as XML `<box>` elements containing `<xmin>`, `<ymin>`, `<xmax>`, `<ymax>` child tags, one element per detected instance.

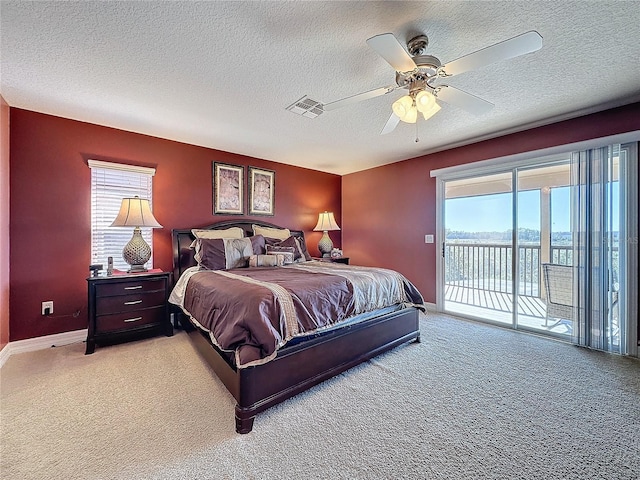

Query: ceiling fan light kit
<box><xmin>314</xmin><ymin>30</ymin><xmax>543</xmax><ymax>136</ymax></box>
<box><xmin>415</xmin><ymin>90</ymin><xmax>436</xmax><ymax>112</ymax></box>
<box><xmin>421</xmin><ymin>100</ymin><xmax>441</xmax><ymax>121</ymax></box>
<box><xmin>392</xmin><ymin>89</ymin><xmax>441</xmax><ymax>124</ymax></box>
<box><xmin>391</xmin><ymin>95</ymin><xmax>415</xmax><ymax>122</ymax></box>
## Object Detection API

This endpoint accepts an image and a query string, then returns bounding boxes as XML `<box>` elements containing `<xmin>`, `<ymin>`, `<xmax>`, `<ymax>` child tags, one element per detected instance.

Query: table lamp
<box><xmin>110</xmin><ymin>196</ymin><xmax>162</xmax><ymax>272</ymax></box>
<box><xmin>313</xmin><ymin>211</ymin><xmax>340</xmax><ymax>257</ymax></box>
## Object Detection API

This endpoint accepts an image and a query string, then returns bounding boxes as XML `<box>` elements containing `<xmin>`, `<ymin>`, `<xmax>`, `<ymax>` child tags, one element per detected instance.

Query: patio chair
<box><xmin>542</xmin><ymin>263</ymin><xmax>574</xmax><ymax>330</ymax></box>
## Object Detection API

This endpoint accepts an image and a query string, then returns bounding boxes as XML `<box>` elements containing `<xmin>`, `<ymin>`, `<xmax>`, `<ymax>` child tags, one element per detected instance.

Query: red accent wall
<box><xmin>343</xmin><ymin>102</ymin><xmax>640</xmax><ymax>305</ymax></box>
<box><xmin>9</xmin><ymin>109</ymin><xmax>341</xmax><ymax>341</ymax></box>
<box><xmin>0</xmin><ymin>96</ymin><xmax>9</xmax><ymax>350</ymax></box>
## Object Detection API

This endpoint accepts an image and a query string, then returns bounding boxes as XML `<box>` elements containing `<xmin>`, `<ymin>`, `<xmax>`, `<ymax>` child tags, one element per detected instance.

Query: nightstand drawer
<box><xmin>95</xmin><ymin>290</ymin><xmax>166</xmax><ymax>316</ymax></box>
<box><xmin>95</xmin><ymin>278</ymin><xmax>166</xmax><ymax>297</ymax></box>
<box><xmin>95</xmin><ymin>306</ymin><xmax>165</xmax><ymax>334</ymax></box>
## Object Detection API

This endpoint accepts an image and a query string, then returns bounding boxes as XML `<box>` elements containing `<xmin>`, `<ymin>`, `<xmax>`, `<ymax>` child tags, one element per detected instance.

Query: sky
<box><xmin>445</xmin><ymin>189</ymin><xmax>571</xmax><ymax>232</ymax></box>
<box><xmin>444</xmin><ymin>185</ymin><xmax>619</xmax><ymax>233</ymax></box>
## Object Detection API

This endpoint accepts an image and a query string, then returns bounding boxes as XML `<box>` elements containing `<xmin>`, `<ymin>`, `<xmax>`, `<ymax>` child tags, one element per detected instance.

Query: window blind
<box><xmin>89</xmin><ymin>160</ymin><xmax>156</xmax><ymax>271</ymax></box>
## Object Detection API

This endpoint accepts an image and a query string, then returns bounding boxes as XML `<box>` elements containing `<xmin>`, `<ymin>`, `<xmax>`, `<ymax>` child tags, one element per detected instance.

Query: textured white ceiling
<box><xmin>2</xmin><ymin>1</ymin><xmax>640</xmax><ymax>175</ymax></box>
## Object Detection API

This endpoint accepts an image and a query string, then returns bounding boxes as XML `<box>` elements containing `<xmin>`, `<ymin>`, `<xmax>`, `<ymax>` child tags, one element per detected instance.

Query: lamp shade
<box><xmin>392</xmin><ymin>91</ymin><xmax>441</xmax><ymax>124</ymax></box>
<box><xmin>392</xmin><ymin>95</ymin><xmax>419</xmax><ymax>124</ymax></box>
<box><xmin>392</xmin><ymin>95</ymin><xmax>414</xmax><ymax>120</ymax></box>
<box><xmin>313</xmin><ymin>211</ymin><xmax>340</xmax><ymax>232</ymax></box>
<box><xmin>421</xmin><ymin>101</ymin><xmax>441</xmax><ymax>121</ymax></box>
<box><xmin>110</xmin><ymin>197</ymin><xmax>162</xmax><ymax>228</ymax></box>
<box><xmin>415</xmin><ymin>90</ymin><xmax>436</xmax><ymax>113</ymax></box>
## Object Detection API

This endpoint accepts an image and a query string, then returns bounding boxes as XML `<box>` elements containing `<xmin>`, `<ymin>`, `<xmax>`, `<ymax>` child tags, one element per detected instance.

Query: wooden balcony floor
<box><xmin>444</xmin><ymin>285</ymin><xmax>571</xmax><ymax>336</ymax></box>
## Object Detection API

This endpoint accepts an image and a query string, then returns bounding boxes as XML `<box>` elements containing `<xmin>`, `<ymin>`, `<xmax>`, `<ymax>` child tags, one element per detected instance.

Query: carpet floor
<box><xmin>1</xmin><ymin>313</ymin><xmax>639</xmax><ymax>479</ymax></box>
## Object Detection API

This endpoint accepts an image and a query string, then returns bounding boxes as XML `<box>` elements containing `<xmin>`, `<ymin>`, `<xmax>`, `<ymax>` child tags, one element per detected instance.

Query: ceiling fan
<box><xmin>322</xmin><ymin>31</ymin><xmax>543</xmax><ymax>135</ymax></box>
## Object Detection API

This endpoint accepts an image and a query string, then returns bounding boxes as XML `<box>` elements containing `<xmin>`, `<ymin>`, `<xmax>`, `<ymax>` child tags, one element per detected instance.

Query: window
<box><xmin>89</xmin><ymin>160</ymin><xmax>156</xmax><ymax>271</ymax></box>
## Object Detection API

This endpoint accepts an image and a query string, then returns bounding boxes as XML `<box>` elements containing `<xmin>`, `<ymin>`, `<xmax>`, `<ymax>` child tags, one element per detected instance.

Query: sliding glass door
<box><xmin>516</xmin><ymin>162</ymin><xmax>573</xmax><ymax>338</ymax></box>
<box><xmin>437</xmin><ymin>142</ymin><xmax>636</xmax><ymax>353</ymax></box>
<box><xmin>443</xmin><ymin>172</ymin><xmax>513</xmax><ymax>324</ymax></box>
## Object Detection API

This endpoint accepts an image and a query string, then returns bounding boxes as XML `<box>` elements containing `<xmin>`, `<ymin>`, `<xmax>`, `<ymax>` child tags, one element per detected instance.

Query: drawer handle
<box><xmin>124</xmin><ymin>300</ymin><xmax>143</xmax><ymax>305</ymax></box>
<box><xmin>124</xmin><ymin>316</ymin><xmax>143</xmax><ymax>323</ymax></box>
<box><xmin>124</xmin><ymin>285</ymin><xmax>143</xmax><ymax>290</ymax></box>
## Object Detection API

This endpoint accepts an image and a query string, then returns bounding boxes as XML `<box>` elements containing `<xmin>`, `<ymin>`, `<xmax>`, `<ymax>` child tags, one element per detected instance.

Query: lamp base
<box><xmin>122</xmin><ymin>227</ymin><xmax>152</xmax><ymax>273</ymax></box>
<box><xmin>317</xmin><ymin>231</ymin><xmax>333</xmax><ymax>258</ymax></box>
<box><xmin>127</xmin><ymin>265</ymin><xmax>148</xmax><ymax>273</ymax></box>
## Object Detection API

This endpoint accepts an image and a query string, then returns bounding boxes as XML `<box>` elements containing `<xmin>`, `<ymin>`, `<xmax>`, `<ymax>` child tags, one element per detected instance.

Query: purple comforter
<box><xmin>177</xmin><ymin>263</ymin><xmax>424</xmax><ymax>367</ymax></box>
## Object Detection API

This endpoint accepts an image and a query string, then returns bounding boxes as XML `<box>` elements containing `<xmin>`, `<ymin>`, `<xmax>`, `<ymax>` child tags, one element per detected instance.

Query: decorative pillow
<box><xmin>252</xmin><ymin>225</ymin><xmax>291</xmax><ymax>240</ymax></box>
<box><xmin>250</xmin><ymin>234</ymin><xmax>266</xmax><ymax>255</ymax></box>
<box><xmin>265</xmin><ymin>245</ymin><xmax>295</xmax><ymax>264</ymax></box>
<box><xmin>274</xmin><ymin>236</ymin><xmax>302</xmax><ymax>260</ymax></box>
<box><xmin>190</xmin><ymin>227</ymin><xmax>245</xmax><ymax>249</ymax></box>
<box><xmin>265</xmin><ymin>235</ymin><xmax>311</xmax><ymax>263</ymax></box>
<box><xmin>191</xmin><ymin>227</ymin><xmax>244</xmax><ymax>239</ymax></box>
<box><xmin>248</xmin><ymin>254</ymin><xmax>285</xmax><ymax>267</ymax></box>
<box><xmin>294</xmin><ymin>236</ymin><xmax>313</xmax><ymax>262</ymax></box>
<box><xmin>194</xmin><ymin>237</ymin><xmax>253</xmax><ymax>270</ymax></box>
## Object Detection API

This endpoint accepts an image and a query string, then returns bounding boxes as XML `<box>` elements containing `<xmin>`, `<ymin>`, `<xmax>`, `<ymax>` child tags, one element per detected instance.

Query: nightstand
<box><xmin>313</xmin><ymin>257</ymin><xmax>350</xmax><ymax>265</ymax></box>
<box><xmin>86</xmin><ymin>271</ymin><xmax>173</xmax><ymax>354</ymax></box>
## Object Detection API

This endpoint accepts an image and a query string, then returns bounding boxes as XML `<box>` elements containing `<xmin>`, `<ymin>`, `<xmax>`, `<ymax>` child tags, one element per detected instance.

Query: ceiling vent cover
<box><xmin>286</xmin><ymin>96</ymin><xmax>324</xmax><ymax>118</ymax></box>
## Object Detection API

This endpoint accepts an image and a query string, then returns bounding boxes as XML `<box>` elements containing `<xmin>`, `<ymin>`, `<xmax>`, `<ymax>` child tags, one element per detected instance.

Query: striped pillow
<box><xmin>248</xmin><ymin>254</ymin><xmax>285</xmax><ymax>267</ymax></box>
<box><xmin>265</xmin><ymin>245</ymin><xmax>295</xmax><ymax>264</ymax></box>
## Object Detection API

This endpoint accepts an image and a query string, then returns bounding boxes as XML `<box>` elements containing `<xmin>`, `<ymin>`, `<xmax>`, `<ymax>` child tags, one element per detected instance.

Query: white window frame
<box><xmin>89</xmin><ymin>160</ymin><xmax>157</xmax><ymax>271</ymax></box>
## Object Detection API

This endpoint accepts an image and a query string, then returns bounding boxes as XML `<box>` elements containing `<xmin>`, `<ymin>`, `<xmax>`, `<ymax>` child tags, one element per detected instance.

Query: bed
<box><xmin>170</xmin><ymin>220</ymin><xmax>424</xmax><ymax>433</ymax></box>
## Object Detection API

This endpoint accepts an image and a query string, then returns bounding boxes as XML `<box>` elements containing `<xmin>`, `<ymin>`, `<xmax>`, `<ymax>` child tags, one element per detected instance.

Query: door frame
<box><xmin>431</xmin><ymin>131</ymin><xmax>639</xmax><ymax>356</ymax></box>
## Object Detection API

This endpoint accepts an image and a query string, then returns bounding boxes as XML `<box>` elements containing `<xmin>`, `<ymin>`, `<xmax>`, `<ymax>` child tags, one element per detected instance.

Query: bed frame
<box><xmin>172</xmin><ymin>220</ymin><xmax>421</xmax><ymax>433</ymax></box>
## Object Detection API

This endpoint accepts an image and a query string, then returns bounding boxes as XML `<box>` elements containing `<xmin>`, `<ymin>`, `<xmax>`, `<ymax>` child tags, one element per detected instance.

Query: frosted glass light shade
<box><xmin>421</xmin><ymin>101</ymin><xmax>441</xmax><ymax>121</ymax></box>
<box><xmin>392</xmin><ymin>91</ymin><xmax>440</xmax><ymax>124</ymax></box>
<box><xmin>392</xmin><ymin>95</ymin><xmax>420</xmax><ymax>124</ymax></box>
<box><xmin>392</xmin><ymin>95</ymin><xmax>413</xmax><ymax>120</ymax></box>
<box><xmin>403</xmin><ymin>106</ymin><xmax>418</xmax><ymax>123</ymax></box>
<box><xmin>415</xmin><ymin>90</ymin><xmax>436</xmax><ymax>113</ymax></box>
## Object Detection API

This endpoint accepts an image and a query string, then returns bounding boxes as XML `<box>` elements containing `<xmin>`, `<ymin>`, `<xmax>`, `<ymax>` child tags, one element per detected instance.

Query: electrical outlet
<box><xmin>425</xmin><ymin>234</ymin><xmax>434</xmax><ymax>244</ymax></box>
<box><xmin>42</xmin><ymin>301</ymin><xmax>53</xmax><ymax>316</ymax></box>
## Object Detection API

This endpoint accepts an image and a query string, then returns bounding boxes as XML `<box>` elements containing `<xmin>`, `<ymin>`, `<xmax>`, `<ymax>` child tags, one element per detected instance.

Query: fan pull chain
<box><xmin>415</xmin><ymin>117</ymin><xmax>420</xmax><ymax>143</ymax></box>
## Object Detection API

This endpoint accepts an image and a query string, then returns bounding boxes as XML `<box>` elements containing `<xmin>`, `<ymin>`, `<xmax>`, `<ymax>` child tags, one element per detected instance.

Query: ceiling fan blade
<box><xmin>435</xmin><ymin>85</ymin><xmax>494</xmax><ymax>115</ymax></box>
<box><xmin>366</xmin><ymin>33</ymin><xmax>417</xmax><ymax>73</ymax></box>
<box><xmin>442</xmin><ymin>31</ymin><xmax>543</xmax><ymax>77</ymax></box>
<box><xmin>380</xmin><ymin>113</ymin><xmax>400</xmax><ymax>135</ymax></box>
<box><xmin>323</xmin><ymin>85</ymin><xmax>397</xmax><ymax>111</ymax></box>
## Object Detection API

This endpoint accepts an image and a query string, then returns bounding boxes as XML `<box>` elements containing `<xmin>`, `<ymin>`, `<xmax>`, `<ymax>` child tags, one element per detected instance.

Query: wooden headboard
<box><xmin>171</xmin><ymin>220</ymin><xmax>305</xmax><ymax>282</ymax></box>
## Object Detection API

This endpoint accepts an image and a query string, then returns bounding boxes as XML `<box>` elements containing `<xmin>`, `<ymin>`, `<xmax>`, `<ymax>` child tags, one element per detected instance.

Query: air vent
<box><xmin>285</xmin><ymin>96</ymin><xmax>324</xmax><ymax>118</ymax></box>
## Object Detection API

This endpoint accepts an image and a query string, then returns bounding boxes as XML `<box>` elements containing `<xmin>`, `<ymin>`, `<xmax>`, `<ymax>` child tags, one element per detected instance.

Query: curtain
<box><xmin>571</xmin><ymin>145</ymin><xmax>625</xmax><ymax>353</ymax></box>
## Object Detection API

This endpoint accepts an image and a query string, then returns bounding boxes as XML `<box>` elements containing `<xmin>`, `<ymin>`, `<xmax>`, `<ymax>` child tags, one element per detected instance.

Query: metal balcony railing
<box><xmin>444</xmin><ymin>243</ymin><xmax>574</xmax><ymax>298</ymax></box>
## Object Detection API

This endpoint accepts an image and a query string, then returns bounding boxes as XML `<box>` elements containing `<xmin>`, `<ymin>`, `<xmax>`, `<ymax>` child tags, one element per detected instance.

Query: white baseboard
<box><xmin>0</xmin><ymin>329</ymin><xmax>87</xmax><ymax>368</ymax></box>
<box><xmin>0</xmin><ymin>343</ymin><xmax>10</xmax><ymax>368</ymax></box>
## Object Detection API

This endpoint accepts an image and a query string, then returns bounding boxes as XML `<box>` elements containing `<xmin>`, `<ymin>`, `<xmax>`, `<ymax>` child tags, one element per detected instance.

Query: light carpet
<box><xmin>1</xmin><ymin>313</ymin><xmax>639</xmax><ymax>480</ymax></box>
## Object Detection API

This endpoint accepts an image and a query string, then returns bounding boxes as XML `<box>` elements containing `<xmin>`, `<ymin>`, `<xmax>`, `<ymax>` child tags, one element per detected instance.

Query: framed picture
<box><xmin>213</xmin><ymin>162</ymin><xmax>244</xmax><ymax>215</ymax></box>
<box><xmin>248</xmin><ymin>167</ymin><xmax>275</xmax><ymax>216</ymax></box>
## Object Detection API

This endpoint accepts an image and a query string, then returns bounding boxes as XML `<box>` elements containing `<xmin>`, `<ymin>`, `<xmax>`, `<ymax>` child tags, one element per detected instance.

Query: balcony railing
<box><xmin>444</xmin><ymin>242</ymin><xmax>574</xmax><ymax>298</ymax></box>
<box><xmin>551</xmin><ymin>245</ymin><xmax>572</xmax><ymax>265</ymax></box>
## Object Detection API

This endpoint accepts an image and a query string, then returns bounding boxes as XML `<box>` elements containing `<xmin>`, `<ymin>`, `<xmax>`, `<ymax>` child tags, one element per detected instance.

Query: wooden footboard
<box><xmin>186</xmin><ymin>306</ymin><xmax>420</xmax><ymax>433</ymax></box>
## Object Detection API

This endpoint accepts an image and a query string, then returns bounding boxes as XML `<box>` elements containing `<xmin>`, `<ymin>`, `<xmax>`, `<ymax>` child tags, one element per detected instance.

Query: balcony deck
<box><xmin>444</xmin><ymin>284</ymin><xmax>572</xmax><ymax>336</ymax></box>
